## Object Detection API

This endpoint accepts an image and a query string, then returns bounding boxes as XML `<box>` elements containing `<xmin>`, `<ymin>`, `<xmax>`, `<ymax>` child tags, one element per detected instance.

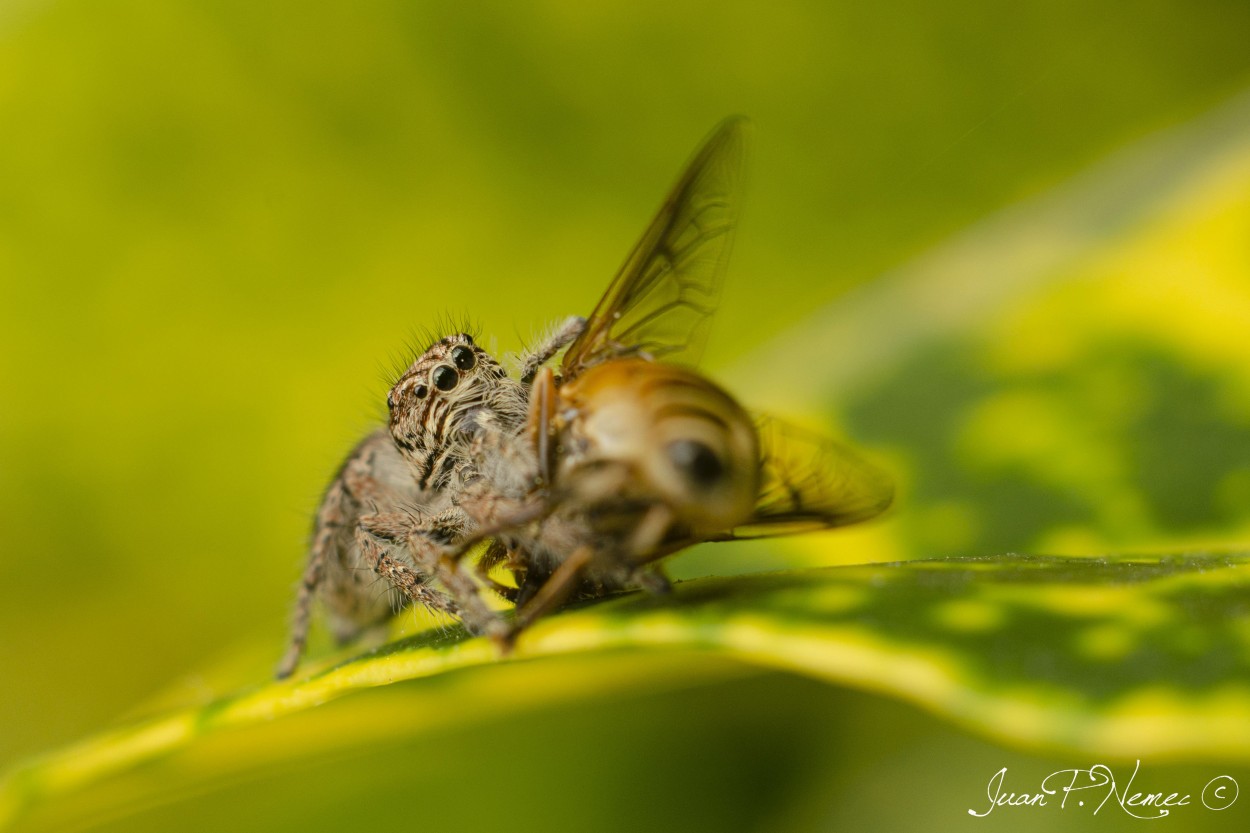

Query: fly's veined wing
<box><xmin>561</xmin><ymin>116</ymin><xmax>749</xmax><ymax>377</ymax></box>
<box><xmin>732</xmin><ymin>415</ymin><xmax>894</xmax><ymax>538</ymax></box>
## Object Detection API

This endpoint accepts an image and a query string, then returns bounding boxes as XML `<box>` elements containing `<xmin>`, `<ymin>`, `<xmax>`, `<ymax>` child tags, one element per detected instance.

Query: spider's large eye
<box><xmin>432</xmin><ymin>365</ymin><xmax>458</xmax><ymax>391</ymax></box>
<box><xmin>451</xmin><ymin>345</ymin><xmax>476</xmax><ymax>371</ymax></box>
<box><xmin>414</xmin><ymin>384</ymin><xmax>428</xmax><ymax>400</ymax></box>
<box><xmin>386</xmin><ymin>392</ymin><xmax>396</xmax><ymax>411</ymax></box>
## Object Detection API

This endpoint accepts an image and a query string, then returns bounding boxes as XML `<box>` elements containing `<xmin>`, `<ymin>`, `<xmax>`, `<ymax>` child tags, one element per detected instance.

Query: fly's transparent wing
<box><xmin>732</xmin><ymin>415</ymin><xmax>894</xmax><ymax>537</ymax></box>
<box><xmin>561</xmin><ymin>116</ymin><xmax>749</xmax><ymax>377</ymax></box>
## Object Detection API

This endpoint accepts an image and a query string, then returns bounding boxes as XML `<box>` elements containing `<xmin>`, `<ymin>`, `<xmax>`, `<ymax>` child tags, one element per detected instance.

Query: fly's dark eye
<box><xmin>414</xmin><ymin>384</ymin><xmax>428</xmax><ymax>400</ymax></box>
<box><xmin>432</xmin><ymin>365</ymin><xmax>458</xmax><ymax>391</ymax></box>
<box><xmin>451</xmin><ymin>345</ymin><xmax>476</xmax><ymax>371</ymax></box>
<box><xmin>667</xmin><ymin>439</ymin><xmax>724</xmax><ymax>488</ymax></box>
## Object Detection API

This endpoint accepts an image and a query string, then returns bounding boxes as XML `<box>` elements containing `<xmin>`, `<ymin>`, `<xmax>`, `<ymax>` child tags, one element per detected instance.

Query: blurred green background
<box><xmin>4</xmin><ymin>1</ymin><xmax>1250</xmax><ymax>830</ymax></box>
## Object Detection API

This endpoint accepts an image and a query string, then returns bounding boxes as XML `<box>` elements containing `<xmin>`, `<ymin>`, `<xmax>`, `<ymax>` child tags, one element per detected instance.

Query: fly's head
<box><xmin>386</xmin><ymin>333</ymin><xmax>524</xmax><ymax>489</ymax></box>
<box><xmin>553</xmin><ymin>359</ymin><xmax>761</xmax><ymax>538</ymax></box>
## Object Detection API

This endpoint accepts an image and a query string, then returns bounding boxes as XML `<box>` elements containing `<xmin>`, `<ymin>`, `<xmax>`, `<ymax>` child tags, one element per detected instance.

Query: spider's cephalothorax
<box><xmin>386</xmin><ymin>333</ymin><xmax>526</xmax><ymax>491</ymax></box>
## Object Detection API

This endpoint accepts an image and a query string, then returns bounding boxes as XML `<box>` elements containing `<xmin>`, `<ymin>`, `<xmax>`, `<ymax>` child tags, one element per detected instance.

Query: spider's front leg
<box><xmin>356</xmin><ymin>508</ymin><xmax>509</xmax><ymax>639</ymax></box>
<box><xmin>519</xmin><ymin>315</ymin><xmax>586</xmax><ymax>384</ymax></box>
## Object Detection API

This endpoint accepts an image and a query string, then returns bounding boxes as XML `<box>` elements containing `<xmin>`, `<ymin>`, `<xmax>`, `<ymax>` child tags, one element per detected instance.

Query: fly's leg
<box><xmin>631</xmin><ymin>566</ymin><xmax>672</xmax><ymax>595</ymax></box>
<box><xmin>357</xmin><ymin>509</ymin><xmax>509</xmax><ymax>639</ymax></box>
<box><xmin>475</xmin><ymin>539</ymin><xmax>520</xmax><ymax>603</ymax></box>
<box><xmin>519</xmin><ymin>315</ymin><xmax>586</xmax><ymax>383</ymax></box>
<box><xmin>615</xmin><ymin>504</ymin><xmax>677</xmax><ymax>596</ymax></box>
<box><xmin>504</xmin><ymin>545</ymin><xmax>595</xmax><ymax>647</ymax></box>
<box><xmin>504</xmin><ymin>502</ymin><xmax>677</xmax><ymax>646</ymax></box>
<box><xmin>276</xmin><ymin>430</ymin><xmax>420</xmax><ymax>680</ymax></box>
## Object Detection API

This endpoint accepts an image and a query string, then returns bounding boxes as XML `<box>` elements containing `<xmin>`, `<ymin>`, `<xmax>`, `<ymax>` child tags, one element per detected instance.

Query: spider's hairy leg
<box><xmin>357</xmin><ymin>509</ymin><xmax>509</xmax><ymax>639</ymax></box>
<box><xmin>275</xmin><ymin>492</ymin><xmax>338</xmax><ymax>680</ymax></box>
<box><xmin>276</xmin><ymin>429</ymin><xmax>418</xmax><ymax>680</ymax></box>
<box><xmin>354</xmin><ymin>515</ymin><xmax>463</xmax><ymax>619</ymax></box>
<box><xmin>519</xmin><ymin>315</ymin><xmax>586</xmax><ymax>383</ymax></box>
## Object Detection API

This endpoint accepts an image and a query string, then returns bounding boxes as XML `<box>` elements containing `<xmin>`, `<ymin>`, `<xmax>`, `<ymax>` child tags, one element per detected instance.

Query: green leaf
<box><xmin>4</xmin><ymin>552</ymin><xmax>1247</xmax><ymax>830</ymax></box>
